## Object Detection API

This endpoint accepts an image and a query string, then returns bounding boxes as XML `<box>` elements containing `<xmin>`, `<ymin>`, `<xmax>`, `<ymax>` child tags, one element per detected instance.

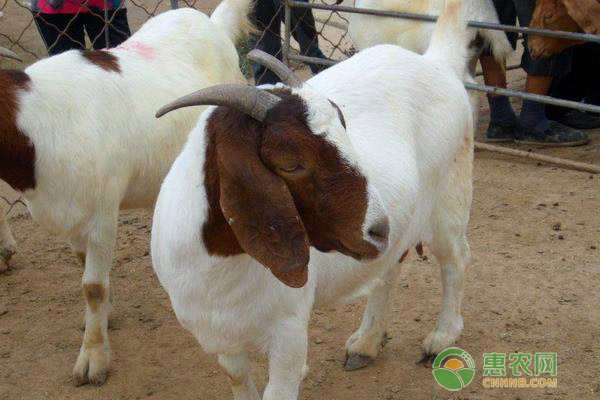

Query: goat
<box><xmin>151</xmin><ymin>0</ymin><xmax>474</xmax><ymax>398</ymax></box>
<box><xmin>529</xmin><ymin>0</ymin><xmax>600</xmax><ymax>58</ymax></box>
<box><xmin>348</xmin><ymin>0</ymin><xmax>513</xmax><ymax>74</ymax></box>
<box><xmin>0</xmin><ymin>0</ymin><xmax>252</xmax><ymax>386</ymax></box>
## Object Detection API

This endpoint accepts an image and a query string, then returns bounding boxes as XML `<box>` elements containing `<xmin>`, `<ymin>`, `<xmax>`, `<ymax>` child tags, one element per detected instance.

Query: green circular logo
<box><xmin>432</xmin><ymin>348</ymin><xmax>476</xmax><ymax>391</ymax></box>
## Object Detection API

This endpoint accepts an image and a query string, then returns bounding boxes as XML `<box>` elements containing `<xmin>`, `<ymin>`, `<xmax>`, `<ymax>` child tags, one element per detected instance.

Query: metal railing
<box><xmin>283</xmin><ymin>0</ymin><xmax>600</xmax><ymax>116</ymax></box>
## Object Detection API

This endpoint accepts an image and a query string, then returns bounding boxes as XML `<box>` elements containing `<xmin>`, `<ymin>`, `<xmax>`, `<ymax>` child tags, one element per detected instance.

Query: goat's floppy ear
<box><xmin>562</xmin><ymin>0</ymin><xmax>600</xmax><ymax>34</ymax></box>
<box><xmin>216</xmin><ymin>130</ymin><xmax>310</xmax><ymax>288</ymax></box>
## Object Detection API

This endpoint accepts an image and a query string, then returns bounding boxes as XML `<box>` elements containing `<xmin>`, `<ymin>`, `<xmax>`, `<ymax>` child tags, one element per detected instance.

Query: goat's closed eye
<box><xmin>543</xmin><ymin>13</ymin><xmax>554</xmax><ymax>22</ymax></box>
<box><xmin>279</xmin><ymin>164</ymin><xmax>305</xmax><ymax>174</ymax></box>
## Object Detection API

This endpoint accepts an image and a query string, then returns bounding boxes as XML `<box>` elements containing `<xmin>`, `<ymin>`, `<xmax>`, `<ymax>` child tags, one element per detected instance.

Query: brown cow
<box><xmin>529</xmin><ymin>0</ymin><xmax>600</xmax><ymax>58</ymax></box>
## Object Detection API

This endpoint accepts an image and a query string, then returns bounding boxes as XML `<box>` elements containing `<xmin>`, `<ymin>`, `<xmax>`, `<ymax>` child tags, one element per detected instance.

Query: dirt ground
<box><xmin>1</xmin><ymin>2</ymin><xmax>600</xmax><ymax>400</ymax></box>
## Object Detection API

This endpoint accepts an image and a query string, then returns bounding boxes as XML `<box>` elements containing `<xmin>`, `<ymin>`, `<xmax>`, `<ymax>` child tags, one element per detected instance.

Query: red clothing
<box><xmin>33</xmin><ymin>0</ymin><xmax>124</xmax><ymax>14</ymax></box>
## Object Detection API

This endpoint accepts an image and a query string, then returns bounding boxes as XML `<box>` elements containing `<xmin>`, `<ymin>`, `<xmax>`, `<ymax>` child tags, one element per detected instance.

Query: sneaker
<box><xmin>553</xmin><ymin>110</ymin><xmax>600</xmax><ymax>130</ymax></box>
<box><xmin>485</xmin><ymin>122</ymin><xmax>516</xmax><ymax>143</ymax></box>
<box><xmin>515</xmin><ymin>121</ymin><xmax>590</xmax><ymax>147</ymax></box>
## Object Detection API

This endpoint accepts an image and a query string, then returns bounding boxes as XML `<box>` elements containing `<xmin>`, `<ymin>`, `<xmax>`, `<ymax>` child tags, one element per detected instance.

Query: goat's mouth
<box><xmin>313</xmin><ymin>239</ymin><xmax>380</xmax><ymax>261</ymax></box>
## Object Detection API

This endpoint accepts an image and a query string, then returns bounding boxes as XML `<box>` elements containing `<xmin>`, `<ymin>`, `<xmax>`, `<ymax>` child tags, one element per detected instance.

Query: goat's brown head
<box><xmin>529</xmin><ymin>0</ymin><xmax>600</xmax><ymax>58</ymax></box>
<box><xmin>157</xmin><ymin>51</ymin><xmax>389</xmax><ymax>288</ymax></box>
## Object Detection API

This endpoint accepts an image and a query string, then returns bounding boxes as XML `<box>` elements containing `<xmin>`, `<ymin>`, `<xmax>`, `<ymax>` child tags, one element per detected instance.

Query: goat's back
<box><xmin>349</xmin><ymin>0</ymin><xmax>512</xmax><ymax>62</ymax></box>
<box><xmin>17</xmin><ymin>9</ymin><xmax>244</xmax><ymax>234</ymax></box>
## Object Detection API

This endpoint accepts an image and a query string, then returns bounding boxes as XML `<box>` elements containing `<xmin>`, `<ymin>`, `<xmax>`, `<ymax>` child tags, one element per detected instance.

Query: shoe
<box><xmin>485</xmin><ymin>122</ymin><xmax>516</xmax><ymax>142</ymax></box>
<box><xmin>515</xmin><ymin>121</ymin><xmax>590</xmax><ymax>147</ymax></box>
<box><xmin>553</xmin><ymin>110</ymin><xmax>600</xmax><ymax>130</ymax></box>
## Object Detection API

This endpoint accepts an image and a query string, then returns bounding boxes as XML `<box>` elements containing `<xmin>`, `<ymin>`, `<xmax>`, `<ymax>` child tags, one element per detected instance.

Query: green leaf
<box><xmin>433</xmin><ymin>369</ymin><xmax>462</xmax><ymax>391</ymax></box>
<box><xmin>457</xmin><ymin>369</ymin><xmax>475</xmax><ymax>387</ymax></box>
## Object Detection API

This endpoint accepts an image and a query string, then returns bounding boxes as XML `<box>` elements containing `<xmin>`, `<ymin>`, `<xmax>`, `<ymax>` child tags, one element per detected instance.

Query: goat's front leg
<box><xmin>72</xmin><ymin>210</ymin><xmax>118</xmax><ymax>386</ymax></box>
<box><xmin>263</xmin><ymin>318</ymin><xmax>309</xmax><ymax>400</ymax></box>
<box><xmin>344</xmin><ymin>264</ymin><xmax>400</xmax><ymax>371</ymax></box>
<box><xmin>0</xmin><ymin>209</ymin><xmax>17</xmax><ymax>271</ymax></box>
<box><xmin>218</xmin><ymin>353</ymin><xmax>260</xmax><ymax>400</ymax></box>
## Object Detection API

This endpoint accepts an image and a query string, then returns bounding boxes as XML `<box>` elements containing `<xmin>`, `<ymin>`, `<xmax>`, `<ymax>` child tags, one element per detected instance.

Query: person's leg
<box><xmin>582</xmin><ymin>44</ymin><xmax>600</xmax><ymax>105</ymax></box>
<box><xmin>288</xmin><ymin>0</ymin><xmax>327</xmax><ymax>74</ymax></box>
<box><xmin>480</xmin><ymin>0</ymin><xmax>518</xmax><ymax>142</ymax></box>
<box><xmin>514</xmin><ymin>0</ymin><xmax>588</xmax><ymax>146</ymax></box>
<box><xmin>546</xmin><ymin>43</ymin><xmax>600</xmax><ymax>129</ymax></box>
<box><xmin>105</xmin><ymin>8</ymin><xmax>131</xmax><ymax>47</ymax></box>
<box><xmin>33</xmin><ymin>12</ymin><xmax>85</xmax><ymax>55</ymax></box>
<box><xmin>250</xmin><ymin>0</ymin><xmax>284</xmax><ymax>85</ymax></box>
<box><xmin>82</xmin><ymin>7</ymin><xmax>131</xmax><ymax>49</ymax></box>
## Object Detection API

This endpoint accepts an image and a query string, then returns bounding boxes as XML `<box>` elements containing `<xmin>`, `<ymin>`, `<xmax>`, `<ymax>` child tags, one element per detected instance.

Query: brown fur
<box><xmin>83</xmin><ymin>283</ymin><xmax>106</xmax><ymax>313</ymax></box>
<box><xmin>0</xmin><ymin>70</ymin><xmax>36</xmax><ymax>192</ymax></box>
<box><xmin>529</xmin><ymin>0</ymin><xmax>600</xmax><ymax>58</ymax></box>
<box><xmin>81</xmin><ymin>50</ymin><xmax>121</xmax><ymax>73</ymax></box>
<box><xmin>201</xmin><ymin>91</ymin><xmax>372</xmax><ymax>288</ymax></box>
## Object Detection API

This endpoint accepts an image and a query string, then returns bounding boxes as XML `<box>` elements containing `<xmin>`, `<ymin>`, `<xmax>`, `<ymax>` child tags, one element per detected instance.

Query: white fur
<box><xmin>2</xmin><ymin>0</ymin><xmax>252</xmax><ymax>385</ymax></box>
<box><xmin>152</xmin><ymin>1</ymin><xmax>474</xmax><ymax>399</ymax></box>
<box><xmin>348</xmin><ymin>0</ymin><xmax>513</xmax><ymax>66</ymax></box>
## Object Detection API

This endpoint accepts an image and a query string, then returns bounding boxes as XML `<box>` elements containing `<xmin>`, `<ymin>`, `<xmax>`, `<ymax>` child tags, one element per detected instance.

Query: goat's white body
<box><xmin>20</xmin><ymin>8</ymin><xmax>243</xmax><ymax>237</ymax></box>
<box><xmin>153</xmin><ymin>42</ymin><xmax>474</xmax><ymax>398</ymax></box>
<box><xmin>349</xmin><ymin>0</ymin><xmax>512</xmax><ymax>63</ymax></box>
<box><xmin>1</xmin><ymin>2</ymin><xmax>250</xmax><ymax>385</ymax></box>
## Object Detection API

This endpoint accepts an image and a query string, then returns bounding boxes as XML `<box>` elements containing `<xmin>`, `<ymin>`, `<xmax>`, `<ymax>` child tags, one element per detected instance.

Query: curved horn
<box><xmin>156</xmin><ymin>84</ymin><xmax>281</xmax><ymax>121</ymax></box>
<box><xmin>0</xmin><ymin>47</ymin><xmax>22</xmax><ymax>62</ymax></box>
<box><xmin>247</xmin><ymin>49</ymin><xmax>303</xmax><ymax>88</ymax></box>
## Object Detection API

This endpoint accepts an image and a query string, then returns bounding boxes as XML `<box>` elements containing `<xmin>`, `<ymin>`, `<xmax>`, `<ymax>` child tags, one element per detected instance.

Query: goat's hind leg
<box><xmin>219</xmin><ymin>353</ymin><xmax>260</xmax><ymax>400</ymax></box>
<box><xmin>72</xmin><ymin>210</ymin><xmax>118</xmax><ymax>386</ymax></box>
<box><xmin>0</xmin><ymin>209</ymin><xmax>17</xmax><ymax>271</ymax></box>
<box><xmin>344</xmin><ymin>264</ymin><xmax>401</xmax><ymax>371</ymax></box>
<box><xmin>421</xmin><ymin>134</ymin><xmax>473</xmax><ymax>363</ymax></box>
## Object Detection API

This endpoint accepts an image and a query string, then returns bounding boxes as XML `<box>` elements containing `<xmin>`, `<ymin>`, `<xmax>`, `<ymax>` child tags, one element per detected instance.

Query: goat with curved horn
<box><xmin>0</xmin><ymin>47</ymin><xmax>22</xmax><ymax>62</ymax></box>
<box><xmin>247</xmin><ymin>49</ymin><xmax>303</xmax><ymax>88</ymax></box>
<box><xmin>156</xmin><ymin>84</ymin><xmax>282</xmax><ymax>121</ymax></box>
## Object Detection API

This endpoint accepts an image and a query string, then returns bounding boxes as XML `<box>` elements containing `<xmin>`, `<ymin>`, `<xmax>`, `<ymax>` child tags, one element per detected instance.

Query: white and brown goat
<box><xmin>151</xmin><ymin>0</ymin><xmax>475</xmax><ymax>398</ymax></box>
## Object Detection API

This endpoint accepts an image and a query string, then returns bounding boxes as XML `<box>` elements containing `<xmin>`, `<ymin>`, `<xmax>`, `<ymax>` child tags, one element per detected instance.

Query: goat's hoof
<box><xmin>344</xmin><ymin>353</ymin><xmax>374</xmax><ymax>371</ymax></box>
<box><xmin>416</xmin><ymin>352</ymin><xmax>436</xmax><ymax>368</ymax></box>
<box><xmin>0</xmin><ymin>246</ymin><xmax>16</xmax><ymax>264</ymax></box>
<box><xmin>73</xmin><ymin>348</ymin><xmax>110</xmax><ymax>386</ymax></box>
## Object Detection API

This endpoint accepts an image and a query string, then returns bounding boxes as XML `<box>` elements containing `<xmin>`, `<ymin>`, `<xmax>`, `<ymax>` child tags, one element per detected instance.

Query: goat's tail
<box><xmin>472</xmin><ymin>0</ymin><xmax>513</xmax><ymax>64</ymax></box>
<box><xmin>424</xmin><ymin>0</ymin><xmax>470</xmax><ymax>78</ymax></box>
<box><xmin>210</xmin><ymin>0</ymin><xmax>255</xmax><ymax>44</ymax></box>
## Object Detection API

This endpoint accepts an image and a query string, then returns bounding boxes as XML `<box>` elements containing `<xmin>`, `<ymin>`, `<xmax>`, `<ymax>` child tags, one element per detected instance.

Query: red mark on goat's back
<box><xmin>117</xmin><ymin>41</ymin><xmax>155</xmax><ymax>60</ymax></box>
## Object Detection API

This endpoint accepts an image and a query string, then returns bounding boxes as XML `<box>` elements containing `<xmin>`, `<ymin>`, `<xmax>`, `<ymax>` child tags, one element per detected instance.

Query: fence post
<box><xmin>170</xmin><ymin>0</ymin><xmax>179</xmax><ymax>9</ymax></box>
<box><xmin>283</xmin><ymin>0</ymin><xmax>292</xmax><ymax>66</ymax></box>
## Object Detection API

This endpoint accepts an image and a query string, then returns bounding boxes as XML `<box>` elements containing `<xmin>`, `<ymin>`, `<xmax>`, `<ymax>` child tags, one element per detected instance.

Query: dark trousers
<box><xmin>251</xmin><ymin>0</ymin><xmax>326</xmax><ymax>85</ymax></box>
<box><xmin>547</xmin><ymin>43</ymin><xmax>600</xmax><ymax>118</ymax></box>
<box><xmin>33</xmin><ymin>8</ymin><xmax>131</xmax><ymax>56</ymax></box>
<box><xmin>492</xmin><ymin>0</ymin><xmax>572</xmax><ymax>77</ymax></box>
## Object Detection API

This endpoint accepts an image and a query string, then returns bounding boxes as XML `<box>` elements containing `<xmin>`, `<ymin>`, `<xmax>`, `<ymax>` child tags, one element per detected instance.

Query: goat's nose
<box><xmin>367</xmin><ymin>217</ymin><xmax>390</xmax><ymax>244</ymax></box>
